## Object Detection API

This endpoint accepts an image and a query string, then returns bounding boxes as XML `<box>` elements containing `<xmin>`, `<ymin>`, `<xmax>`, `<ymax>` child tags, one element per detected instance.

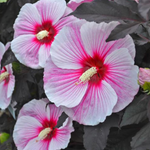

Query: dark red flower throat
<box><xmin>34</xmin><ymin>21</ymin><xmax>57</xmax><ymax>44</ymax></box>
<box><xmin>81</xmin><ymin>53</ymin><xmax>108</xmax><ymax>85</ymax></box>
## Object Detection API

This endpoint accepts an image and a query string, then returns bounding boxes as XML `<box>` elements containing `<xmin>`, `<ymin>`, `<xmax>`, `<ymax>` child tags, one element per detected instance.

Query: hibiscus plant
<box><xmin>0</xmin><ymin>0</ymin><xmax>150</xmax><ymax>150</ymax></box>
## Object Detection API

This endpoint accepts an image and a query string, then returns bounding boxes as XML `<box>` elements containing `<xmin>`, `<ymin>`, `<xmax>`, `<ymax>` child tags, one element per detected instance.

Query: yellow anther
<box><xmin>36</xmin><ymin>30</ymin><xmax>49</xmax><ymax>40</ymax></box>
<box><xmin>38</xmin><ymin>127</ymin><xmax>51</xmax><ymax>140</ymax></box>
<box><xmin>75</xmin><ymin>67</ymin><xmax>97</xmax><ymax>85</ymax></box>
<box><xmin>0</xmin><ymin>72</ymin><xmax>9</xmax><ymax>82</ymax></box>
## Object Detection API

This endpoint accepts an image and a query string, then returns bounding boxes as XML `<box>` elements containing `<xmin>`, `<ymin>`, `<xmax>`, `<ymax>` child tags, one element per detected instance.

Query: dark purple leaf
<box><xmin>56</xmin><ymin>112</ymin><xmax>68</xmax><ymax>128</ymax></box>
<box><xmin>106</xmin><ymin>22</ymin><xmax>140</xmax><ymax>41</ymax></box>
<box><xmin>138</xmin><ymin>0</ymin><xmax>150</xmax><ymax>21</ymax></box>
<box><xmin>134</xmin><ymin>43</ymin><xmax>150</xmax><ymax>66</ymax></box>
<box><xmin>17</xmin><ymin>0</ymin><xmax>38</xmax><ymax>7</ymax></box>
<box><xmin>113</xmin><ymin>0</ymin><xmax>139</xmax><ymax>14</ymax></box>
<box><xmin>71</xmin><ymin>0</ymin><xmax>145</xmax><ymax>23</ymax></box>
<box><xmin>131</xmin><ymin>123</ymin><xmax>150</xmax><ymax>150</ymax></box>
<box><xmin>83</xmin><ymin>114</ymin><xmax>119</xmax><ymax>150</ymax></box>
<box><xmin>120</xmin><ymin>94</ymin><xmax>149</xmax><ymax>127</ymax></box>
<box><xmin>1</xmin><ymin>48</ymin><xmax>17</xmax><ymax>68</ymax></box>
<box><xmin>0</xmin><ymin>0</ymin><xmax>20</xmax><ymax>44</ymax></box>
<box><xmin>147</xmin><ymin>100</ymin><xmax>150</xmax><ymax>121</ymax></box>
<box><xmin>105</xmin><ymin>124</ymin><xmax>145</xmax><ymax>150</ymax></box>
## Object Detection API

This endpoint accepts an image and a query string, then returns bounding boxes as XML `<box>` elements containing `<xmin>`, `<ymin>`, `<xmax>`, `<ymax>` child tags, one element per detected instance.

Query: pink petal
<box><xmin>48</xmin><ymin>118</ymin><xmax>74</xmax><ymax>150</ymax></box>
<box><xmin>80</xmin><ymin>21</ymin><xmax>119</xmax><ymax>58</ymax></box>
<box><xmin>38</xmin><ymin>44</ymin><xmax>51</xmax><ymax>68</ymax></box>
<box><xmin>107</xmin><ymin>35</ymin><xmax>135</xmax><ymax>59</ymax></box>
<box><xmin>7</xmin><ymin>74</ymin><xmax>15</xmax><ymax>98</ymax></box>
<box><xmin>51</xmin><ymin>20</ymin><xmax>87</xmax><ymax>69</ymax></box>
<box><xmin>104</xmin><ymin>48</ymin><xmax>139</xmax><ymax>112</ymax></box>
<box><xmin>0</xmin><ymin>82</ymin><xmax>10</xmax><ymax>109</ymax></box>
<box><xmin>35</xmin><ymin>0</ymin><xmax>66</xmax><ymax>25</ymax></box>
<box><xmin>49</xmin><ymin>104</ymin><xmax>63</xmax><ymax>122</ymax></box>
<box><xmin>63</xmin><ymin>6</ymin><xmax>73</xmax><ymax>16</ymax></box>
<box><xmin>54</xmin><ymin>15</ymin><xmax>77</xmax><ymax>31</ymax></box>
<box><xmin>18</xmin><ymin>99</ymin><xmax>50</xmax><ymax>124</ymax></box>
<box><xmin>11</xmin><ymin>35</ymin><xmax>41</xmax><ymax>69</ymax></box>
<box><xmin>24</xmin><ymin>137</ymin><xmax>49</xmax><ymax>150</ymax></box>
<box><xmin>67</xmin><ymin>0</ymin><xmax>93</xmax><ymax>11</ymax></box>
<box><xmin>14</xmin><ymin>3</ymin><xmax>42</xmax><ymax>37</ymax></box>
<box><xmin>13</xmin><ymin>116</ymin><xmax>42</xmax><ymax>150</ymax></box>
<box><xmin>5</xmin><ymin>42</ymin><xmax>11</xmax><ymax>51</ymax></box>
<box><xmin>63</xmin><ymin>80</ymin><xmax>117</xmax><ymax>125</ymax></box>
<box><xmin>0</xmin><ymin>42</ymin><xmax>5</xmax><ymax>62</ymax></box>
<box><xmin>44</xmin><ymin>57</ymin><xmax>88</xmax><ymax>108</ymax></box>
<box><xmin>5</xmin><ymin>64</ymin><xmax>13</xmax><ymax>75</ymax></box>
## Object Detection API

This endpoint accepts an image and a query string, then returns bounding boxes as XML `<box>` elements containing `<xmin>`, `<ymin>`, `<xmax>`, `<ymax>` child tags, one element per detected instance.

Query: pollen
<box><xmin>0</xmin><ymin>72</ymin><xmax>9</xmax><ymax>82</ymax></box>
<box><xmin>75</xmin><ymin>67</ymin><xmax>97</xmax><ymax>85</ymax></box>
<box><xmin>38</xmin><ymin>127</ymin><xmax>52</xmax><ymax>140</ymax></box>
<box><xmin>36</xmin><ymin>30</ymin><xmax>49</xmax><ymax>40</ymax></box>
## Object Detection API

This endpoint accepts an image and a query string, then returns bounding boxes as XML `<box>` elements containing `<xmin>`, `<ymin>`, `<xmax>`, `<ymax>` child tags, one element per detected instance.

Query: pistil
<box><xmin>0</xmin><ymin>72</ymin><xmax>9</xmax><ymax>82</ymax></box>
<box><xmin>38</xmin><ymin>127</ymin><xmax>52</xmax><ymax>140</ymax></box>
<box><xmin>36</xmin><ymin>30</ymin><xmax>49</xmax><ymax>40</ymax></box>
<box><xmin>75</xmin><ymin>67</ymin><xmax>97</xmax><ymax>85</ymax></box>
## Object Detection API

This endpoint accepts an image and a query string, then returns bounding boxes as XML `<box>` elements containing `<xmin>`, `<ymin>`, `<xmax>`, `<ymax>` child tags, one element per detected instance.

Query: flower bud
<box><xmin>139</xmin><ymin>68</ymin><xmax>150</xmax><ymax>93</ymax></box>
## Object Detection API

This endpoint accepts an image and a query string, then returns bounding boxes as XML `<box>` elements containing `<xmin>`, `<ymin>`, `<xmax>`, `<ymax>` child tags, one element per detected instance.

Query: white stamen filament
<box><xmin>75</xmin><ymin>67</ymin><xmax>97</xmax><ymax>85</ymax></box>
<box><xmin>0</xmin><ymin>72</ymin><xmax>9</xmax><ymax>82</ymax></box>
<box><xmin>38</xmin><ymin>127</ymin><xmax>51</xmax><ymax>140</ymax></box>
<box><xmin>36</xmin><ymin>30</ymin><xmax>49</xmax><ymax>40</ymax></box>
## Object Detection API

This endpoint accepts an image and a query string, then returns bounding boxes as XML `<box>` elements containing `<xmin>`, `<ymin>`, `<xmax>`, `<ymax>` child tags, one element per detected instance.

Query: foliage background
<box><xmin>0</xmin><ymin>0</ymin><xmax>150</xmax><ymax>150</ymax></box>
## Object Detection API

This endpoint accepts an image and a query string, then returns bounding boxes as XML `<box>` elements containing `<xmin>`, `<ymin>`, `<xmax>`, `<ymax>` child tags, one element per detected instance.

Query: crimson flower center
<box><xmin>34</xmin><ymin>21</ymin><xmax>57</xmax><ymax>44</ymax></box>
<box><xmin>81</xmin><ymin>54</ymin><xmax>107</xmax><ymax>85</ymax></box>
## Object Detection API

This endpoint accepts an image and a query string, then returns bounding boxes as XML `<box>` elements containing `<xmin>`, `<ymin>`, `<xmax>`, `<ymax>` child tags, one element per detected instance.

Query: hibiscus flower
<box><xmin>11</xmin><ymin>0</ymin><xmax>75</xmax><ymax>69</ymax></box>
<box><xmin>44</xmin><ymin>21</ymin><xmax>139</xmax><ymax>125</ymax></box>
<box><xmin>13</xmin><ymin>99</ymin><xmax>74</xmax><ymax>150</ymax></box>
<box><xmin>0</xmin><ymin>42</ymin><xmax>15</xmax><ymax>109</ymax></box>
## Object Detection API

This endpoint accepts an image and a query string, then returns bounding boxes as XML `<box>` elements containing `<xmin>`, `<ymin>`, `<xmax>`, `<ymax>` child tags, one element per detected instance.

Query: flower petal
<box><xmin>14</xmin><ymin>3</ymin><xmax>42</xmax><ymax>37</ymax></box>
<box><xmin>35</xmin><ymin>0</ymin><xmax>66</xmax><ymax>25</ymax></box>
<box><xmin>7</xmin><ymin>74</ymin><xmax>15</xmax><ymax>98</ymax></box>
<box><xmin>44</xmin><ymin>57</ymin><xmax>88</xmax><ymax>108</ymax></box>
<box><xmin>107</xmin><ymin>35</ymin><xmax>135</xmax><ymax>59</ymax></box>
<box><xmin>104</xmin><ymin>48</ymin><xmax>139</xmax><ymax>112</ymax></box>
<box><xmin>38</xmin><ymin>44</ymin><xmax>51</xmax><ymax>68</ymax></box>
<box><xmin>11</xmin><ymin>35</ymin><xmax>41</xmax><ymax>69</ymax></box>
<box><xmin>51</xmin><ymin>20</ymin><xmax>87</xmax><ymax>69</ymax></box>
<box><xmin>48</xmin><ymin>118</ymin><xmax>74</xmax><ymax>150</ymax></box>
<box><xmin>80</xmin><ymin>21</ymin><xmax>119</xmax><ymax>57</ymax></box>
<box><xmin>18</xmin><ymin>99</ymin><xmax>50</xmax><ymax>124</ymax></box>
<box><xmin>24</xmin><ymin>137</ymin><xmax>49</xmax><ymax>150</ymax></box>
<box><xmin>67</xmin><ymin>0</ymin><xmax>93</xmax><ymax>11</ymax></box>
<box><xmin>0</xmin><ymin>81</ymin><xmax>10</xmax><ymax>109</ymax></box>
<box><xmin>49</xmin><ymin>104</ymin><xmax>63</xmax><ymax>122</ymax></box>
<box><xmin>0</xmin><ymin>42</ymin><xmax>5</xmax><ymax>62</ymax></box>
<box><xmin>63</xmin><ymin>80</ymin><xmax>117</xmax><ymax>125</ymax></box>
<box><xmin>54</xmin><ymin>15</ymin><xmax>77</xmax><ymax>31</ymax></box>
<box><xmin>13</xmin><ymin>116</ymin><xmax>42</xmax><ymax>150</ymax></box>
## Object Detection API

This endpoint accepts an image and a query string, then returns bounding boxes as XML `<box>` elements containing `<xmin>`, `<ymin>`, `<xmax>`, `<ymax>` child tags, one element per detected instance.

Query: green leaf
<box><xmin>0</xmin><ymin>0</ymin><xmax>7</xmax><ymax>3</ymax></box>
<box><xmin>0</xmin><ymin>132</ymin><xmax>10</xmax><ymax>144</ymax></box>
<box><xmin>120</xmin><ymin>94</ymin><xmax>149</xmax><ymax>127</ymax></box>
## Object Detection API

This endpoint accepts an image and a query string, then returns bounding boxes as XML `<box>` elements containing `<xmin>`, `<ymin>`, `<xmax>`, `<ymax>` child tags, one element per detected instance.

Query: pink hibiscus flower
<box><xmin>13</xmin><ymin>99</ymin><xmax>74</xmax><ymax>150</ymax></box>
<box><xmin>0</xmin><ymin>42</ymin><xmax>15</xmax><ymax>109</ymax></box>
<box><xmin>44</xmin><ymin>20</ymin><xmax>139</xmax><ymax>125</ymax></box>
<box><xmin>11</xmin><ymin>0</ymin><xmax>75</xmax><ymax>69</ymax></box>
